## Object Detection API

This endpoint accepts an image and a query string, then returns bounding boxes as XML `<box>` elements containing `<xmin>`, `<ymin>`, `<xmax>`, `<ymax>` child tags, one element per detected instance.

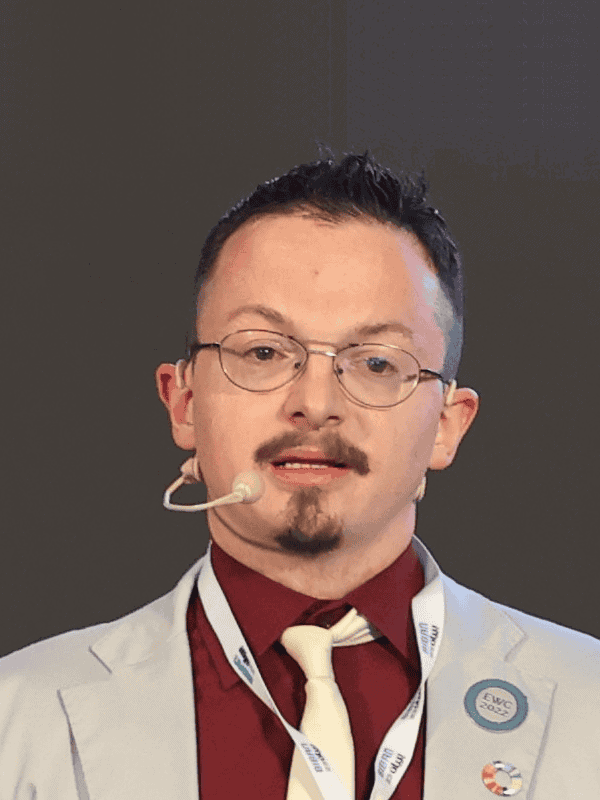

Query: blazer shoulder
<box><xmin>0</xmin><ymin>582</ymin><xmax>180</xmax><ymax>691</ymax></box>
<box><xmin>442</xmin><ymin>573</ymin><xmax>600</xmax><ymax>680</ymax></box>
<box><xmin>496</xmin><ymin>596</ymin><xmax>600</xmax><ymax>675</ymax></box>
<box><xmin>0</xmin><ymin>619</ymin><xmax>112</xmax><ymax>687</ymax></box>
<box><xmin>0</xmin><ymin>552</ymin><xmax>206</xmax><ymax>691</ymax></box>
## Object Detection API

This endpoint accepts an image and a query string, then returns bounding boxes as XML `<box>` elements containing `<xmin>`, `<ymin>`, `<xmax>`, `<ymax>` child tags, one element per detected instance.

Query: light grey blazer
<box><xmin>0</xmin><ymin>536</ymin><xmax>598</xmax><ymax>799</ymax></box>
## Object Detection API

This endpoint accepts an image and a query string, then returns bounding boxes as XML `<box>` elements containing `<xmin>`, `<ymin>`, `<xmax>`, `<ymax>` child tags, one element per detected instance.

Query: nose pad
<box><xmin>296</xmin><ymin>347</ymin><xmax>339</xmax><ymax>384</ymax></box>
<box><xmin>285</xmin><ymin>347</ymin><xmax>344</xmax><ymax>407</ymax></box>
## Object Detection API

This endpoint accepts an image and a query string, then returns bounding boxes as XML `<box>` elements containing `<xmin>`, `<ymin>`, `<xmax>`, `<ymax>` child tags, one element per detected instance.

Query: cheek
<box><xmin>191</xmin><ymin>389</ymin><xmax>240</xmax><ymax>480</ymax></box>
<box><xmin>191</xmin><ymin>384</ymin><xmax>271</xmax><ymax>483</ymax></box>
<box><xmin>190</xmin><ymin>360</ymin><xmax>240</xmax><ymax>439</ymax></box>
<box><xmin>381</xmin><ymin>405</ymin><xmax>441</xmax><ymax>472</ymax></box>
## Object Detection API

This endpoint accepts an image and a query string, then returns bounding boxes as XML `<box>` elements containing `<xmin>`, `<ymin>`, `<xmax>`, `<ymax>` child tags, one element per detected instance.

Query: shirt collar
<box><xmin>209</xmin><ymin>537</ymin><xmax>424</xmax><ymax>683</ymax></box>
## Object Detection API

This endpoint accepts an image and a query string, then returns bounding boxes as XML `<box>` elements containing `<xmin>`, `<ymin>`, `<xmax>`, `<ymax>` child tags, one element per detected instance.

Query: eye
<box><xmin>246</xmin><ymin>346</ymin><xmax>280</xmax><ymax>361</ymax></box>
<box><xmin>365</xmin><ymin>357</ymin><xmax>397</xmax><ymax>374</ymax></box>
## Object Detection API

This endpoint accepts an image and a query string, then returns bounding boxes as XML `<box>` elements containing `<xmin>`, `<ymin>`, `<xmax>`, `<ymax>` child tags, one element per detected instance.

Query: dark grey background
<box><xmin>1</xmin><ymin>0</ymin><xmax>598</xmax><ymax>657</ymax></box>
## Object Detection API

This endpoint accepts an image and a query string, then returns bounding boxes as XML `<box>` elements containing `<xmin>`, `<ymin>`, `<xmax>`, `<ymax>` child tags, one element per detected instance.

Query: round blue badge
<box><xmin>464</xmin><ymin>679</ymin><xmax>528</xmax><ymax>732</ymax></box>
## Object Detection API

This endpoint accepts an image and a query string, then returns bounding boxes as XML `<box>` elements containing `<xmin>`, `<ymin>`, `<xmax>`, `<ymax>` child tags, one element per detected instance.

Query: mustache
<box><xmin>255</xmin><ymin>431</ymin><xmax>370</xmax><ymax>476</ymax></box>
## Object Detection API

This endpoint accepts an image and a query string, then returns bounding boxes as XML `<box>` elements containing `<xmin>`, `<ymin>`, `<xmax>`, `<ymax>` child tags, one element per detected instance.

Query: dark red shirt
<box><xmin>186</xmin><ymin>540</ymin><xmax>426</xmax><ymax>799</ymax></box>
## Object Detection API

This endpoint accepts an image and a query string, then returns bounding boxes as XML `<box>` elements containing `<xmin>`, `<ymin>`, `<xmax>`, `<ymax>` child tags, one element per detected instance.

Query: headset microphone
<box><xmin>163</xmin><ymin>465</ymin><xmax>265</xmax><ymax>512</ymax></box>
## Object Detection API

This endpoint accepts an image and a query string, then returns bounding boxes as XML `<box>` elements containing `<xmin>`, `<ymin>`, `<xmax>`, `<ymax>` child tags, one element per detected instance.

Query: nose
<box><xmin>281</xmin><ymin>345</ymin><xmax>345</xmax><ymax>429</ymax></box>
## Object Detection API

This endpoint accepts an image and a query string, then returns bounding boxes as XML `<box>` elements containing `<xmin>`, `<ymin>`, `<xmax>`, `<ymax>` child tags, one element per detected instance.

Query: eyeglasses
<box><xmin>188</xmin><ymin>329</ymin><xmax>451</xmax><ymax>408</ymax></box>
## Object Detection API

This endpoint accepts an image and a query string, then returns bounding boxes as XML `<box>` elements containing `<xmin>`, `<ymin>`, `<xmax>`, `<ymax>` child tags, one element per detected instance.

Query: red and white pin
<box><xmin>482</xmin><ymin>762</ymin><xmax>523</xmax><ymax>796</ymax></box>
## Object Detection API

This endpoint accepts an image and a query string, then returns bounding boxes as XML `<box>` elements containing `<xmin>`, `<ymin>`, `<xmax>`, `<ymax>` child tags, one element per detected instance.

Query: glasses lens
<box><xmin>336</xmin><ymin>345</ymin><xmax>420</xmax><ymax>406</ymax></box>
<box><xmin>220</xmin><ymin>331</ymin><xmax>305</xmax><ymax>390</ymax></box>
<box><xmin>219</xmin><ymin>332</ymin><xmax>421</xmax><ymax>406</ymax></box>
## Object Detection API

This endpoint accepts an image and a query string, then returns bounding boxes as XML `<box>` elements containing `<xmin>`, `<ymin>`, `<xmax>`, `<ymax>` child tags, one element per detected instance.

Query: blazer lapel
<box><xmin>59</xmin><ymin>556</ymin><xmax>206</xmax><ymax>800</ymax></box>
<box><xmin>413</xmin><ymin>539</ymin><xmax>556</xmax><ymax>800</ymax></box>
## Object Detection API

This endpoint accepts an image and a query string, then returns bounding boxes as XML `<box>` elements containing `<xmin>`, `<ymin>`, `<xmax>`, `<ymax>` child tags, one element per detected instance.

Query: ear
<box><xmin>429</xmin><ymin>386</ymin><xmax>479</xmax><ymax>471</ymax></box>
<box><xmin>155</xmin><ymin>360</ymin><xmax>196</xmax><ymax>450</ymax></box>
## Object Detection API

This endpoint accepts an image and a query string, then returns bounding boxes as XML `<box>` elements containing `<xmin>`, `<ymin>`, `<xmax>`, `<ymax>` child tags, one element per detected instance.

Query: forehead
<box><xmin>198</xmin><ymin>214</ymin><xmax>447</xmax><ymax>361</ymax></box>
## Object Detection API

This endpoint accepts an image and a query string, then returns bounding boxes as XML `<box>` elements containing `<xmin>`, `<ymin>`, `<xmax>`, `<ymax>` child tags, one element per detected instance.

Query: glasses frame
<box><xmin>187</xmin><ymin>329</ymin><xmax>452</xmax><ymax>408</ymax></box>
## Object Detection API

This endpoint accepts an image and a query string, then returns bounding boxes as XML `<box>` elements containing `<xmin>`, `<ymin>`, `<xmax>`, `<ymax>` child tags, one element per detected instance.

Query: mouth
<box><xmin>269</xmin><ymin>459</ymin><xmax>352</xmax><ymax>487</ymax></box>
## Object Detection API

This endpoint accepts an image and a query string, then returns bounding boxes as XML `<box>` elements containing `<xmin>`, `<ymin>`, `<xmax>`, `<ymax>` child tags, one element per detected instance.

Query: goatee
<box><xmin>274</xmin><ymin>487</ymin><xmax>343</xmax><ymax>557</ymax></box>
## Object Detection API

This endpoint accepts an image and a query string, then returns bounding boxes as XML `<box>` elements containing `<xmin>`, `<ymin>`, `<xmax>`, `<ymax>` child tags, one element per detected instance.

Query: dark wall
<box><xmin>345</xmin><ymin>2</ymin><xmax>600</xmax><ymax>637</ymax></box>
<box><xmin>1</xmin><ymin>0</ymin><xmax>598</xmax><ymax>657</ymax></box>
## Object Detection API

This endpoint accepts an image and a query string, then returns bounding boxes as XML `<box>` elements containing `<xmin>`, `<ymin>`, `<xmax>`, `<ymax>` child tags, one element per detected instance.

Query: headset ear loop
<box><xmin>444</xmin><ymin>379</ymin><xmax>457</xmax><ymax>406</ymax></box>
<box><xmin>179</xmin><ymin>456</ymin><xmax>201</xmax><ymax>483</ymax></box>
<box><xmin>175</xmin><ymin>359</ymin><xmax>187</xmax><ymax>389</ymax></box>
<box><xmin>170</xmin><ymin>361</ymin><xmax>203</xmax><ymax>492</ymax></box>
<box><xmin>163</xmin><ymin>456</ymin><xmax>203</xmax><ymax>511</ymax></box>
<box><xmin>191</xmin><ymin>456</ymin><xmax>202</xmax><ymax>482</ymax></box>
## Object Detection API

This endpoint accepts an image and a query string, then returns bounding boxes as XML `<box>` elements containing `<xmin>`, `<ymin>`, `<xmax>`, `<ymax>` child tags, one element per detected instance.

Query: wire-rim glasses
<box><xmin>188</xmin><ymin>329</ymin><xmax>450</xmax><ymax>408</ymax></box>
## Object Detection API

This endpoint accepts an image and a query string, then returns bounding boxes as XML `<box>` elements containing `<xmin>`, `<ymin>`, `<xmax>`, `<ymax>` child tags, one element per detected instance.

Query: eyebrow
<box><xmin>226</xmin><ymin>304</ymin><xmax>415</xmax><ymax>340</ymax></box>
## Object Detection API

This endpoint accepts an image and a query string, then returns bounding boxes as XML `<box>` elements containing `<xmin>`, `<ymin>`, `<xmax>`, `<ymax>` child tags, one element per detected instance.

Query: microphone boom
<box><xmin>163</xmin><ymin>469</ymin><xmax>265</xmax><ymax>512</ymax></box>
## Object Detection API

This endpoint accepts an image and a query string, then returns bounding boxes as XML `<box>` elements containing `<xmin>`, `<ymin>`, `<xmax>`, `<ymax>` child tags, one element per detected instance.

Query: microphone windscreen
<box><xmin>231</xmin><ymin>471</ymin><xmax>265</xmax><ymax>503</ymax></box>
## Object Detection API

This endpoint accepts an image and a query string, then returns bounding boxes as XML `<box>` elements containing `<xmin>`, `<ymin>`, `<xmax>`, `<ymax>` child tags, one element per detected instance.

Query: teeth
<box><xmin>279</xmin><ymin>462</ymin><xmax>329</xmax><ymax>469</ymax></box>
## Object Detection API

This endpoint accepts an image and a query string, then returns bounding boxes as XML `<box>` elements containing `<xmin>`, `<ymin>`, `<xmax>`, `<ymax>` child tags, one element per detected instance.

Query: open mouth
<box><xmin>269</xmin><ymin>459</ymin><xmax>352</xmax><ymax>486</ymax></box>
<box><xmin>271</xmin><ymin>459</ymin><xmax>348</xmax><ymax>469</ymax></box>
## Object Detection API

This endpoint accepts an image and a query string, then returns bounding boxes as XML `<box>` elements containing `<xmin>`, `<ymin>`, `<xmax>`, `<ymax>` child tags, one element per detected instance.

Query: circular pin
<box><xmin>482</xmin><ymin>761</ymin><xmax>523</xmax><ymax>796</ymax></box>
<box><xmin>464</xmin><ymin>679</ymin><xmax>528</xmax><ymax>732</ymax></box>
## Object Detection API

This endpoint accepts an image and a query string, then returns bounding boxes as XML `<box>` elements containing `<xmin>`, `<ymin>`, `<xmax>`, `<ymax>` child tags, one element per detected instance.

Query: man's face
<box><xmin>174</xmin><ymin>214</ymin><xmax>471</xmax><ymax>558</ymax></box>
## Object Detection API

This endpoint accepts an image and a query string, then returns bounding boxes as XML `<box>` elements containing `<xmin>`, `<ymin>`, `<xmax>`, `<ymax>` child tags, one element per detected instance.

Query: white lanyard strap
<box><xmin>197</xmin><ymin>543</ymin><xmax>445</xmax><ymax>800</ymax></box>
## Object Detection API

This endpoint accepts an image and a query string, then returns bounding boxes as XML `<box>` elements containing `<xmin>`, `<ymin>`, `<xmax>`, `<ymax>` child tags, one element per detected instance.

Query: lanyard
<box><xmin>196</xmin><ymin>542</ymin><xmax>445</xmax><ymax>800</ymax></box>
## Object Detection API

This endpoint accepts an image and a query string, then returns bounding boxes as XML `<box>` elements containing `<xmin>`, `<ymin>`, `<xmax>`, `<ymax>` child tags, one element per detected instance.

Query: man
<box><xmin>0</xmin><ymin>152</ymin><xmax>598</xmax><ymax>799</ymax></box>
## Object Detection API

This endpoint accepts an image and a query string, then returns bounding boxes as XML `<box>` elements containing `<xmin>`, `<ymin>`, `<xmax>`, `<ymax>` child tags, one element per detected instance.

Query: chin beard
<box><xmin>273</xmin><ymin>487</ymin><xmax>344</xmax><ymax>557</ymax></box>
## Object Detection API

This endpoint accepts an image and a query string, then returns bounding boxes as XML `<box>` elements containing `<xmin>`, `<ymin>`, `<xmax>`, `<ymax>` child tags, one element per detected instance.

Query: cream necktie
<box><xmin>280</xmin><ymin>607</ymin><xmax>382</xmax><ymax>800</ymax></box>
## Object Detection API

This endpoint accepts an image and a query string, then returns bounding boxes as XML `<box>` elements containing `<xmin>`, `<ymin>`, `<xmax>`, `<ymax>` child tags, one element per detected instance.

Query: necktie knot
<box><xmin>281</xmin><ymin>606</ymin><xmax>382</xmax><ymax>678</ymax></box>
<box><xmin>280</xmin><ymin>625</ymin><xmax>335</xmax><ymax>679</ymax></box>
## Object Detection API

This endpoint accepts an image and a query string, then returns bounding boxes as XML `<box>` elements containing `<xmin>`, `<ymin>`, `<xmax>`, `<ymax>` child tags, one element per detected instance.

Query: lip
<box><xmin>268</xmin><ymin>462</ymin><xmax>352</xmax><ymax>488</ymax></box>
<box><xmin>271</xmin><ymin>447</ymin><xmax>346</xmax><ymax>464</ymax></box>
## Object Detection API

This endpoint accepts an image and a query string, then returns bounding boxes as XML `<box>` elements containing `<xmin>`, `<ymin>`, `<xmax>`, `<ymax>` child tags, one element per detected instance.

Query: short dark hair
<box><xmin>186</xmin><ymin>149</ymin><xmax>464</xmax><ymax>380</ymax></box>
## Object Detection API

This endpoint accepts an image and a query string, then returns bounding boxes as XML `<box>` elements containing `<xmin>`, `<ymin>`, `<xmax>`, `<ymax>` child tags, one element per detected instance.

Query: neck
<box><xmin>207</xmin><ymin>506</ymin><xmax>417</xmax><ymax>599</ymax></box>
